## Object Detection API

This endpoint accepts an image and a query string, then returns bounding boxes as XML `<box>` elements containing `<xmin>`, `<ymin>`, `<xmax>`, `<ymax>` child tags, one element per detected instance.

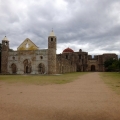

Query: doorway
<box><xmin>91</xmin><ymin>65</ymin><xmax>95</xmax><ymax>71</ymax></box>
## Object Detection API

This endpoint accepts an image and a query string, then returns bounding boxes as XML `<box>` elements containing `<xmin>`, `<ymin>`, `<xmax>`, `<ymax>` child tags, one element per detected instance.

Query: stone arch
<box><xmin>91</xmin><ymin>65</ymin><xmax>96</xmax><ymax>71</ymax></box>
<box><xmin>76</xmin><ymin>64</ymin><xmax>81</xmax><ymax>72</ymax></box>
<box><xmin>38</xmin><ymin>63</ymin><xmax>45</xmax><ymax>74</ymax></box>
<box><xmin>11</xmin><ymin>63</ymin><xmax>17</xmax><ymax>74</ymax></box>
<box><xmin>23</xmin><ymin>59</ymin><xmax>32</xmax><ymax>74</ymax></box>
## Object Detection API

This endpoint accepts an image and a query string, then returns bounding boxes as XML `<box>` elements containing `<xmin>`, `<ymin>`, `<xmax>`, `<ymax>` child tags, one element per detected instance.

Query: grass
<box><xmin>100</xmin><ymin>72</ymin><xmax>120</xmax><ymax>95</ymax></box>
<box><xmin>0</xmin><ymin>72</ymin><xmax>86</xmax><ymax>85</ymax></box>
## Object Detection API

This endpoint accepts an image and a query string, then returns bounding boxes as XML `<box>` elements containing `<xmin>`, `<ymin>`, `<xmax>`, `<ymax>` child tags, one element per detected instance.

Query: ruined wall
<box><xmin>7</xmin><ymin>49</ymin><xmax>48</xmax><ymax>74</ymax></box>
<box><xmin>56</xmin><ymin>51</ymin><xmax>88</xmax><ymax>74</ymax></box>
<box><xmin>56</xmin><ymin>54</ymin><xmax>76</xmax><ymax>74</ymax></box>
<box><xmin>88</xmin><ymin>54</ymin><xmax>118</xmax><ymax>72</ymax></box>
<box><xmin>1</xmin><ymin>33</ymin><xmax>119</xmax><ymax>74</ymax></box>
<box><xmin>87</xmin><ymin>60</ymin><xmax>99</xmax><ymax>71</ymax></box>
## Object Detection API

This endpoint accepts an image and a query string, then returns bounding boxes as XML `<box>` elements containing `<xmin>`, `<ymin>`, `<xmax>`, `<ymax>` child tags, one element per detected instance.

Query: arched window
<box><xmin>23</xmin><ymin>59</ymin><xmax>32</xmax><ymax>74</ymax></box>
<box><xmin>11</xmin><ymin>63</ymin><xmax>17</xmax><ymax>73</ymax></box>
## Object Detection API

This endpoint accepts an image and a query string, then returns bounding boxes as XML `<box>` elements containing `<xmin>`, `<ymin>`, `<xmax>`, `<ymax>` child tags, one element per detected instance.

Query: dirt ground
<box><xmin>0</xmin><ymin>72</ymin><xmax>120</xmax><ymax>120</ymax></box>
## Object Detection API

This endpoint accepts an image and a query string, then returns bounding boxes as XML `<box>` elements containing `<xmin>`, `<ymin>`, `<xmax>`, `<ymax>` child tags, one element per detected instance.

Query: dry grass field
<box><xmin>101</xmin><ymin>72</ymin><xmax>120</xmax><ymax>94</ymax></box>
<box><xmin>0</xmin><ymin>72</ymin><xmax>120</xmax><ymax>120</ymax></box>
<box><xmin>0</xmin><ymin>72</ymin><xmax>86</xmax><ymax>85</ymax></box>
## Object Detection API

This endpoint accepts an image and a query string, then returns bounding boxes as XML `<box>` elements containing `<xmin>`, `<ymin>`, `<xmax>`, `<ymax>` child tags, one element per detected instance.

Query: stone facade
<box><xmin>1</xmin><ymin>38</ymin><xmax>9</xmax><ymax>74</ymax></box>
<box><xmin>87</xmin><ymin>54</ymin><xmax>118</xmax><ymax>71</ymax></box>
<box><xmin>7</xmin><ymin>50</ymin><xmax>48</xmax><ymax>74</ymax></box>
<box><xmin>0</xmin><ymin>43</ymin><xmax>1</xmax><ymax>73</ymax></box>
<box><xmin>0</xmin><ymin>31</ymin><xmax>118</xmax><ymax>74</ymax></box>
<box><xmin>56</xmin><ymin>49</ymin><xmax>88</xmax><ymax>73</ymax></box>
<box><xmin>48</xmin><ymin>33</ymin><xmax>56</xmax><ymax>74</ymax></box>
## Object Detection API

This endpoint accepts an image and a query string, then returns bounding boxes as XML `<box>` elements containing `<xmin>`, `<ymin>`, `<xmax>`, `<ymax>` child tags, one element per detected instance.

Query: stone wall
<box><xmin>7</xmin><ymin>49</ymin><xmax>48</xmax><ymax>74</ymax></box>
<box><xmin>88</xmin><ymin>54</ymin><xmax>118</xmax><ymax>72</ymax></box>
<box><xmin>56</xmin><ymin>51</ymin><xmax>88</xmax><ymax>74</ymax></box>
<box><xmin>48</xmin><ymin>36</ymin><xmax>56</xmax><ymax>74</ymax></box>
<box><xmin>1</xmin><ymin>40</ymin><xmax>9</xmax><ymax>74</ymax></box>
<box><xmin>87</xmin><ymin>60</ymin><xmax>99</xmax><ymax>71</ymax></box>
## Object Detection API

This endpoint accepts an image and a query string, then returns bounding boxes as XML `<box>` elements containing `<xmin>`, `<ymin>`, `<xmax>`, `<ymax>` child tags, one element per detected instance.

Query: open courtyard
<box><xmin>0</xmin><ymin>72</ymin><xmax>120</xmax><ymax>120</ymax></box>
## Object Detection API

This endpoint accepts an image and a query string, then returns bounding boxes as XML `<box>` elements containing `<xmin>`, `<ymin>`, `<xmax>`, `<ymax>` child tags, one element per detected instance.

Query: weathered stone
<box><xmin>0</xmin><ymin>33</ymin><xmax>118</xmax><ymax>74</ymax></box>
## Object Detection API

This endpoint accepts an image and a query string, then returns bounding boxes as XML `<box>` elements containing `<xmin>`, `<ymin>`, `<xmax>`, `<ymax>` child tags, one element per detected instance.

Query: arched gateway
<box><xmin>91</xmin><ymin>65</ymin><xmax>96</xmax><ymax>71</ymax></box>
<box><xmin>11</xmin><ymin>63</ymin><xmax>17</xmax><ymax>73</ymax></box>
<box><xmin>38</xmin><ymin>63</ymin><xmax>45</xmax><ymax>74</ymax></box>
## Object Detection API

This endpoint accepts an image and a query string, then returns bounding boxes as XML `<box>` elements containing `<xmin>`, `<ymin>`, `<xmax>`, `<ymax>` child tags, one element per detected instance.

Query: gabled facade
<box><xmin>17</xmin><ymin>38</ymin><xmax>39</xmax><ymax>51</ymax></box>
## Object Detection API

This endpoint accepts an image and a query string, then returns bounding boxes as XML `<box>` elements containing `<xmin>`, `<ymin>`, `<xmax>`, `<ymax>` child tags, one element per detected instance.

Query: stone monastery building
<box><xmin>0</xmin><ymin>31</ymin><xmax>118</xmax><ymax>74</ymax></box>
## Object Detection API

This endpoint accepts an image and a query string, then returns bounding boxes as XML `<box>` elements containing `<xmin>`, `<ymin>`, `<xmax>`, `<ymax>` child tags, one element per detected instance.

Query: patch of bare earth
<box><xmin>0</xmin><ymin>72</ymin><xmax>120</xmax><ymax>120</ymax></box>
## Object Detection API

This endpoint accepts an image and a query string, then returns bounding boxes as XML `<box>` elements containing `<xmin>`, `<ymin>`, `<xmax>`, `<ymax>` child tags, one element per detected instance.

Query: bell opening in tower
<box><xmin>51</xmin><ymin>38</ymin><xmax>53</xmax><ymax>41</ymax></box>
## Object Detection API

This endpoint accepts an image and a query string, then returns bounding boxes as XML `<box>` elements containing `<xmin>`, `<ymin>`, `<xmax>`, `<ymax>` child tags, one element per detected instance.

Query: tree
<box><xmin>104</xmin><ymin>58</ymin><xmax>119</xmax><ymax>72</ymax></box>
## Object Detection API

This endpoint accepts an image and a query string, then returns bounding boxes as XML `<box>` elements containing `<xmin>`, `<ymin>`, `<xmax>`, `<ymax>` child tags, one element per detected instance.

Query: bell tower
<box><xmin>1</xmin><ymin>36</ymin><xmax>9</xmax><ymax>74</ymax></box>
<box><xmin>48</xmin><ymin>30</ymin><xmax>57</xmax><ymax>74</ymax></box>
<box><xmin>0</xmin><ymin>43</ymin><xmax>2</xmax><ymax>73</ymax></box>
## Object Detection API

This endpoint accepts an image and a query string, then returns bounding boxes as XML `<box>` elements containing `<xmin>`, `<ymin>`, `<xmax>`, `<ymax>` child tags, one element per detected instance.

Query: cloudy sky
<box><xmin>0</xmin><ymin>0</ymin><xmax>120</xmax><ymax>57</ymax></box>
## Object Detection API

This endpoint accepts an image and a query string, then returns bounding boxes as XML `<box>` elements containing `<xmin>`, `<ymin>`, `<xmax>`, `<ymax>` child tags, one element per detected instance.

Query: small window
<box><xmin>40</xmin><ymin>56</ymin><xmax>43</xmax><ymax>59</ymax></box>
<box><xmin>51</xmin><ymin>38</ymin><xmax>53</xmax><ymax>41</ymax></box>
<box><xmin>79</xmin><ymin>55</ymin><xmax>81</xmax><ymax>59</ymax></box>
<box><xmin>66</xmin><ymin>55</ymin><xmax>68</xmax><ymax>59</ymax></box>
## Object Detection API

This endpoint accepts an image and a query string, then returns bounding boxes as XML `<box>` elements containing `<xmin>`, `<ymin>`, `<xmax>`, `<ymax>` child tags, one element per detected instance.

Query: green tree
<box><xmin>104</xmin><ymin>58</ymin><xmax>119</xmax><ymax>72</ymax></box>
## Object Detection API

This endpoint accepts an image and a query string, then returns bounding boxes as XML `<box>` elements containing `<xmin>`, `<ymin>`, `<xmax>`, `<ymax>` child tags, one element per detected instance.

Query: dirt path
<box><xmin>0</xmin><ymin>72</ymin><xmax>120</xmax><ymax>120</ymax></box>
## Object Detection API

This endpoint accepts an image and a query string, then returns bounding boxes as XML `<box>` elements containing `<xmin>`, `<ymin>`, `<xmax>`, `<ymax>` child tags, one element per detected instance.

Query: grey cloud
<box><xmin>0</xmin><ymin>0</ymin><xmax>120</xmax><ymax>57</ymax></box>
